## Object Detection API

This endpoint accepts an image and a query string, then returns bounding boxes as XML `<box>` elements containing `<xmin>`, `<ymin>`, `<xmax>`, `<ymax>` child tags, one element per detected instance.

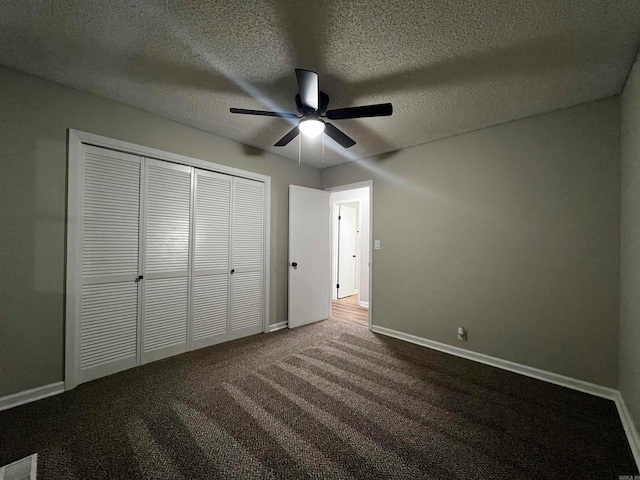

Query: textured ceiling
<box><xmin>1</xmin><ymin>1</ymin><xmax>639</xmax><ymax>168</ymax></box>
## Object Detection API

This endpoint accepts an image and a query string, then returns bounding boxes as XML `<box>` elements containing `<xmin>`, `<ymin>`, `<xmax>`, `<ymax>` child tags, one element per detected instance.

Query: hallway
<box><xmin>331</xmin><ymin>294</ymin><xmax>369</xmax><ymax>327</ymax></box>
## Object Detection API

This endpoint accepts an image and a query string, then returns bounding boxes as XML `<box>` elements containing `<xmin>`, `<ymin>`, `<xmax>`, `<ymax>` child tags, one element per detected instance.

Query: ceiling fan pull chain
<box><xmin>298</xmin><ymin>133</ymin><xmax>301</xmax><ymax>168</ymax></box>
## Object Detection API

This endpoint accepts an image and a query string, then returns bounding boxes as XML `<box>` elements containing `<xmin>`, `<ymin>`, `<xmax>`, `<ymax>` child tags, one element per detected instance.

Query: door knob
<box><xmin>291</xmin><ymin>262</ymin><xmax>298</xmax><ymax>269</ymax></box>
<box><xmin>230</xmin><ymin>269</ymin><xmax>235</xmax><ymax>274</ymax></box>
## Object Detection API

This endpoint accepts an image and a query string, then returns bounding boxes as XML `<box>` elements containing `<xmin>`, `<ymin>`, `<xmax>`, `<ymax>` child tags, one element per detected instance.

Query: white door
<box><xmin>141</xmin><ymin>159</ymin><xmax>192</xmax><ymax>364</ymax></box>
<box><xmin>191</xmin><ymin>169</ymin><xmax>232</xmax><ymax>349</ymax></box>
<box><xmin>230</xmin><ymin>177</ymin><xmax>265</xmax><ymax>340</ymax></box>
<box><xmin>78</xmin><ymin>145</ymin><xmax>141</xmax><ymax>384</ymax></box>
<box><xmin>288</xmin><ymin>185</ymin><xmax>331</xmax><ymax>328</ymax></box>
<box><xmin>338</xmin><ymin>204</ymin><xmax>358</xmax><ymax>299</ymax></box>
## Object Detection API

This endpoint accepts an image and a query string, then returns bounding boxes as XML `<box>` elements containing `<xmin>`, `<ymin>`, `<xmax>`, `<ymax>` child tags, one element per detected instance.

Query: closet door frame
<box><xmin>66</xmin><ymin>129</ymin><xmax>271</xmax><ymax>390</ymax></box>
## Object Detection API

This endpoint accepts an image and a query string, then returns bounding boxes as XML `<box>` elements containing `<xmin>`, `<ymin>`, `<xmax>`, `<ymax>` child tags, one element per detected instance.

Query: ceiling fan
<box><xmin>230</xmin><ymin>69</ymin><xmax>393</xmax><ymax>149</ymax></box>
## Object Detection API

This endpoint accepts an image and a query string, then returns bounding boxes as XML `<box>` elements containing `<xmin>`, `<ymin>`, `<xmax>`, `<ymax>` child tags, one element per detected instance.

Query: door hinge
<box><xmin>338</xmin><ymin>215</ymin><xmax>341</xmax><ymax>220</ymax></box>
<box><xmin>336</xmin><ymin>283</ymin><xmax>340</xmax><ymax>289</ymax></box>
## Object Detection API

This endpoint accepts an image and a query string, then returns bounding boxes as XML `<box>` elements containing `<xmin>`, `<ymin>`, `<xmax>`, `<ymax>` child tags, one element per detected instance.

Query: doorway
<box><xmin>328</xmin><ymin>183</ymin><xmax>372</xmax><ymax>328</ymax></box>
<box><xmin>337</xmin><ymin>202</ymin><xmax>359</xmax><ymax>299</ymax></box>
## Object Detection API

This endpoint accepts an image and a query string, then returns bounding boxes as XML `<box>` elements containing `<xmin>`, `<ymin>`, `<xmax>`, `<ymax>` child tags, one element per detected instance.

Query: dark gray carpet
<box><xmin>0</xmin><ymin>319</ymin><xmax>637</xmax><ymax>479</ymax></box>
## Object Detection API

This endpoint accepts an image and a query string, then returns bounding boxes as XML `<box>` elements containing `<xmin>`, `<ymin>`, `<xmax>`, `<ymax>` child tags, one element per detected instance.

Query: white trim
<box><xmin>325</xmin><ymin>181</ymin><xmax>373</xmax><ymax>331</ymax></box>
<box><xmin>187</xmin><ymin>163</ymin><xmax>196</xmax><ymax>353</ymax></box>
<box><xmin>263</xmin><ymin>176</ymin><xmax>272</xmax><ymax>335</ymax></box>
<box><xmin>325</xmin><ymin>181</ymin><xmax>375</xmax><ymax>192</ymax></box>
<box><xmin>614</xmin><ymin>393</ymin><xmax>640</xmax><ymax>469</ymax></box>
<box><xmin>137</xmin><ymin>155</ymin><xmax>147</xmax><ymax>368</ymax></box>
<box><xmin>66</xmin><ymin>129</ymin><xmax>272</xmax><ymax>390</ymax></box>
<box><xmin>68</xmin><ymin>130</ymin><xmax>271</xmax><ymax>183</ymax></box>
<box><xmin>65</xmin><ymin>132</ymin><xmax>83</xmax><ymax>390</ymax></box>
<box><xmin>269</xmin><ymin>321</ymin><xmax>288</xmax><ymax>332</ymax></box>
<box><xmin>359</xmin><ymin>301</ymin><xmax>369</xmax><ymax>308</ymax></box>
<box><xmin>0</xmin><ymin>382</ymin><xmax>64</xmax><ymax>412</ymax></box>
<box><xmin>370</xmin><ymin>325</ymin><xmax>618</xmax><ymax>400</ymax></box>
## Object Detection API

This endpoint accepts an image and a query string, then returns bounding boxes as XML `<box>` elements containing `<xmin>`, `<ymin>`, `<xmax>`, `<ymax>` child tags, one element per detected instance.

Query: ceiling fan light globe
<box><xmin>299</xmin><ymin>118</ymin><xmax>325</xmax><ymax>138</ymax></box>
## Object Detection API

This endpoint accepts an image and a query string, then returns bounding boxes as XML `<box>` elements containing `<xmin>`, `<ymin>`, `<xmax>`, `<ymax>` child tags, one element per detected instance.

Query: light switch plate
<box><xmin>374</xmin><ymin>240</ymin><xmax>381</xmax><ymax>250</ymax></box>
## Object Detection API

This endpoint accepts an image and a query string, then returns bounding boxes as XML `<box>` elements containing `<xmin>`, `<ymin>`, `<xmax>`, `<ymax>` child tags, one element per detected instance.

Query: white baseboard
<box><xmin>614</xmin><ymin>393</ymin><xmax>640</xmax><ymax>469</ymax></box>
<box><xmin>0</xmin><ymin>382</ymin><xmax>64</xmax><ymax>412</ymax></box>
<box><xmin>268</xmin><ymin>321</ymin><xmax>288</xmax><ymax>332</ymax></box>
<box><xmin>371</xmin><ymin>324</ymin><xmax>640</xmax><ymax>470</ymax></box>
<box><xmin>359</xmin><ymin>301</ymin><xmax>369</xmax><ymax>308</ymax></box>
<box><xmin>370</xmin><ymin>325</ymin><xmax>617</xmax><ymax>399</ymax></box>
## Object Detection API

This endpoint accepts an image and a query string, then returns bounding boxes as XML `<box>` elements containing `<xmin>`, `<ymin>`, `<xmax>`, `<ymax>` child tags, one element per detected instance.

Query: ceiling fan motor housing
<box><xmin>296</xmin><ymin>92</ymin><xmax>329</xmax><ymax>116</ymax></box>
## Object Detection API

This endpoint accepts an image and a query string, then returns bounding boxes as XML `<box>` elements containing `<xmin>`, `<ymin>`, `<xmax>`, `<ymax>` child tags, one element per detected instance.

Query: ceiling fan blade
<box><xmin>230</xmin><ymin>108</ymin><xmax>298</xmax><ymax>119</ymax></box>
<box><xmin>325</xmin><ymin>123</ymin><xmax>356</xmax><ymax>148</ymax></box>
<box><xmin>295</xmin><ymin>69</ymin><xmax>319</xmax><ymax>111</ymax></box>
<box><xmin>274</xmin><ymin>126</ymin><xmax>300</xmax><ymax>147</ymax></box>
<box><xmin>325</xmin><ymin>103</ymin><xmax>393</xmax><ymax>120</ymax></box>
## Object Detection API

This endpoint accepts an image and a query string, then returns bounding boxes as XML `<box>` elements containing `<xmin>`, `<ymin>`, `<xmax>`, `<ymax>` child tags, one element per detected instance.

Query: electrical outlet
<box><xmin>457</xmin><ymin>326</ymin><xmax>467</xmax><ymax>342</ymax></box>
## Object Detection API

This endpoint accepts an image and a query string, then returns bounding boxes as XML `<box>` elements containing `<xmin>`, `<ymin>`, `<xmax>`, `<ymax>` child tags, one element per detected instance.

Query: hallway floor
<box><xmin>331</xmin><ymin>294</ymin><xmax>369</xmax><ymax>327</ymax></box>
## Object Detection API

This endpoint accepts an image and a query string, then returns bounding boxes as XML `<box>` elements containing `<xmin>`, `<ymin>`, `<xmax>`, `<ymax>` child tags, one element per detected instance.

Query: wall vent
<box><xmin>0</xmin><ymin>454</ymin><xmax>37</xmax><ymax>480</ymax></box>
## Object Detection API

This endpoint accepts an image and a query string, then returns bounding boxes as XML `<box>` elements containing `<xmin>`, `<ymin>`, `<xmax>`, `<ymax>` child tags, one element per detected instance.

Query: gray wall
<box><xmin>0</xmin><ymin>61</ymin><xmax>624</xmax><ymax>398</ymax></box>
<box><xmin>0</xmin><ymin>65</ymin><xmax>321</xmax><ymax>397</ymax></box>
<box><xmin>322</xmin><ymin>97</ymin><xmax>621</xmax><ymax>387</ymax></box>
<box><xmin>621</xmin><ymin>53</ymin><xmax>640</xmax><ymax>431</ymax></box>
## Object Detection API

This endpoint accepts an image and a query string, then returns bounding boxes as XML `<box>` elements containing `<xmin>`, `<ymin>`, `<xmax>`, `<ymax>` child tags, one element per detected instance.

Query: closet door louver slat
<box><xmin>80</xmin><ymin>283</ymin><xmax>137</xmax><ymax>369</ymax></box>
<box><xmin>230</xmin><ymin>271</ymin><xmax>262</xmax><ymax>330</ymax></box>
<box><xmin>78</xmin><ymin>146</ymin><xmax>141</xmax><ymax>383</ymax></box>
<box><xmin>144</xmin><ymin>164</ymin><xmax>191</xmax><ymax>275</ymax></box>
<box><xmin>232</xmin><ymin>180</ymin><xmax>264</xmax><ymax>271</ymax></box>
<box><xmin>230</xmin><ymin>178</ymin><xmax>264</xmax><ymax>340</ymax></box>
<box><xmin>190</xmin><ymin>170</ymin><xmax>232</xmax><ymax>349</ymax></box>
<box><xmin>192</xmin><ymin>275</ymin><xmax>228</xmax><ymax>344</ymax></box>
<box><xmin>82</xmin><ymin>151</ymin><xmax>140</xmax><ymax>279</ymax></box>
<box><xmin>141</xmin><ymin>160</ymin><xmax>192</xmax><ymax>364</ymax></box>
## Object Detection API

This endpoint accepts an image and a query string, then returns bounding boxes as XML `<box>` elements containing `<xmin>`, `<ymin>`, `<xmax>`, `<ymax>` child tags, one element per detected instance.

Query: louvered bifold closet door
<box><xmin>191</xmin><ymin>169</ymin><xmax>232</xmax><ymax>350</ymax></box>
<box><xmin>141</xmin><ymin>159</ymin><xmax>192</xmax><ymax>364</ymax></box>
<box><xmin>79</xmin><ymin>145</ymin><xmax>141</xmax><ymax>384</ymax></box>
<box><xmin>230</xmin><ymin>177</ymin><xmax>265</xmax><ymax>340</ymax></box>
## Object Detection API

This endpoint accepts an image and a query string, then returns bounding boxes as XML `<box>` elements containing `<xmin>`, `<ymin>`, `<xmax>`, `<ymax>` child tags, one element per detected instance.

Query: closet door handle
<box><xmin>135</xmin><ymin>275</ymin><xmax>144</xmax><ymax>282</ymax></box>
<box><xmin>230</xmin><ymin>269</ymin><xmax>235</xmax><ymax>274</ymax></box>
